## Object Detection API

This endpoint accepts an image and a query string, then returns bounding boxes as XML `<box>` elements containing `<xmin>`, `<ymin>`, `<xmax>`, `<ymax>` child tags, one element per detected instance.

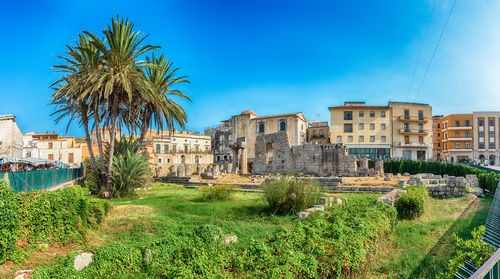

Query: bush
<box><xmin>440</xmin><ymin>226</ymin><xmax>494</xmax><ymax>279</ymax></box>
<box><xmin>200</xmin><ymin>185</ymin><xmax>236</xmax><ymax>202</ymax></box>
<box><xmin>262</xmin><ymin>178</ymin><xmax>322</xmax><ymax>215</ymax></box>
<box><xmin>0</xmin><ymin>179</ymin><xmax>19</xmax><ymax>264</ymax></box>
<box><xmin>396</xmin><ymin>185</ymin><xmax>428</xmax><ymax>219</ymax></box>
<box><xmin>87</xmin><ymin>198</ymin><xmax>112</xmax><ymax>228</ymax></box>
<box><xmin>111</xmin><ymin>150</ymin><xmax>152</xmax><ymax>198</ymax></box>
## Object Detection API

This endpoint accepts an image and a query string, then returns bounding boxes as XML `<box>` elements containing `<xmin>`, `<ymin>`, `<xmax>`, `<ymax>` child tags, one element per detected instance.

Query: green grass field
<box><xmin>1</xmin><ymin>183</ymin><xmax>492</xmax><ymax>278</ymax></box>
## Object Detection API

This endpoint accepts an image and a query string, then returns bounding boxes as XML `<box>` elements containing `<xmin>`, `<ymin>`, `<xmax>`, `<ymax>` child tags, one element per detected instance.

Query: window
<box><xmin>359</xmin><ymin>136</ymin><xmax>364</xmax><ymax>142</ymax></box>
<box><xmin>319</xmin><ymin>129</ymin><xmax>324</xmax><ymax>137</ymax></box>
<box><xmin>465</xmin><ymin>120</ymin><xmax>470</xmax><ymax>127</ymax></box>
<box><xmin>358</xmin><ymin>123</ymin><xmax>364</xmax><ymax>130</ymax></box>
<box><xmin>438</xmin><ymin>143</ymin><xmax>441</xmax><ymax>147</ymax></box>
<box><xmin>479</xmin><ymin>131</ymin><xmax>484</xmax><ymax>138</ymax></box>
<box><xmin>381</xmin><ymin>136</ymin><xmax>386</xmax><ymax>142</ymax></box>
<box><xmin>164</xmin><ymin>145</ymin><xmax>169</xmax><ymax>153</ymax></box>
<box><xmin>438</xmin><ymin>132</ymin><xmax>440</xmax><ymax>138</ymax></box>
<box><xmin>156</xmin><ymin>144</ymin><xmax>161</xmax><ymax>154</ymax></box>
<box><xmin>48</xmin><ymin>154</ymin><xmax>54</xmax><ymax>160</ymax></box>
<box><xmin>404</xmin><ymin>109</ymin><xmax>410</xmax><ymax>119</ymax></box>
<box><xmin>455</xmin><ymin>120</ymin><xmax>460</xmax><ymax>127</ymax></box>
<box><xmin>344</xmin><ymin>111</ymin><xmax>353</xmax><ymax>120</ymax></box>
<box><xmin>445</xmin><ymin>133</ymin><xmax>448</xmax><ymax>139</ymax></box>
<box><xmin>172</xmin><ymin>145</ymin><xmax>177</xmax><ymax>152</ymax></box>
<box><xmin>404</xmin><ymin>123</ymin><xmax>409</xmax><ymax>131</ymax></box>
<box><xmin>312</xmin><ymin>130</ymin><xmax>317</xmax><ymax>137</ymax></box>
<box><xmin>348</xmin><ymin>136</ymin><xmax>353</xmax><ymax>142</ymax></box>
<box><xmin>490</xmin><ymin>120</ymin><xmax>495</xmax><ymax>127</ymax></box>
<box><xmin>465</xmin><ymin>131</ymin><xmax>470</xmax><ymax>138</ymax></box>
<box><xmin>48</xmin><ymin>143</ymin><xmax>53</xmax><ymax>149</ymax></box>
<box><xmin>455</xmin><ymin>142</ymin><xmax>460</xmax><ymax>149</ymax></box>
<box><xmin>465</xmin><ymin>142</ymin><xmax>470</xmax><ymax>149</ymax></box>
<box><xmin>370</xmin><ymin>136</ymin><xmax>375</xmax><ymax>142</ymax></box>
<box><xmin>359</xmin><ymin>111</ymin><xmax>364</xmax><ymax>117</ymax></box>
<box><xmin>184</xmin><ymin>145</ymin><xmax>189</xmax><ymax>153</ymax></box>
<box><xmin>381</xmin><ymin>124</ymin><xmax>386</xmax><ymax>130</ymax></box>
<box><xmin>479</xmin><ymin>142</ymin><xmax>485</xmax><ymax>149</ymax></box>
<box><xmin>418</xmin><ymin>136</ymin><xmax>424</xmax><ymax>143</ymax></box>
<box><xmin>437</xmin><ymin>123</ymin><xmax>440</xmax><ymax>129</ymax></box>
<box><xmin>369</xmin><ymin>123</ymin><xmax>375</xmax><ymax>130</ymax></box>
<box><xmin>404</xmin><ymin>136</ymin><xmax>409</xmax><ymax>144</ymax></box>
<box><xmin>455</xmin><ymin>131</ymin><xmax>460</xmax><ymax>138</ymax></box>
<box><xmin>418</xmin><ymin>110</ymin><xmax>424</xmax><ymax>120</ymax></box>
<box><xmin>279</xmin><ymin>121</ymin><xmax>286</xmax><ymax>131</ymax></box>
<box><xmin>479</xmin><ymin>120</ymin><xmax>484</xmax><ymax>126</ymax></box>
<box><xmin>490</xmin><ymin>142</ymin><xmax>495</xmax><ymax>149</ymax></box>
<box><xmin>158</xmin><ymin>158</ymin><xmax>162</xmax><ymax>163</ymax></box>
<box><xmin>344</xmin><ymin>124</ymin><xmax>353</xmax><ymax>132</ymax></box>
<box><xmin>418</xmin><ymin>124</ymin><xmax>423</xmax><ymax>132</ymax></box>
<box><xmin>444</xmin><ymin>122</ymin><xmax>448</xmax><ymax>129</ymax></box>
<box><xmin>381</xmin><ymin>111</ymin><xmax>386</xmax><ymax>118</ymax></box>
<box><xmin>26</xmin><ymin>151</ymin><xmax>31</xmax><ymax>157</ymax></box>
<box><xmin>258</xmin><ymin>123</ymin><xmax>265</xmax><ymax>133</ymax></box>
<box><xmin>490</xmin><ymin>131</ymin><xmax>495</xmax><ymax>138</ymax></box>
<box><xmin>337</xmin><ymin>136</ymin><xmax>342</xmax><ymax>142</ymax></box>
<box><xmin>369</xmin><ymin>111</ymin><xmax>375</xmax><ymax>117</ymax></box>
<box><xmin>68</xmin><ymin>153</ymin><xmax>74</xmax><ymax>163</ymax></box>
<box><xmin>228</xmin><ymin>135</ymin><xmax>232</xmax><ymax>141</ymax></box>
<box><xmin>195</xmin><ymin>145</ymin><xmax>199</xmax><ymax>152</ymax></box>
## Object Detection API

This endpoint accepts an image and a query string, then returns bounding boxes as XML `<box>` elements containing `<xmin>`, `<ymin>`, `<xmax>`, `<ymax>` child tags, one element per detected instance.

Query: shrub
<box><xmin>0</xmin><ymin>179</ymin><xmax>19</xmax><ymax>263</ymax></box>
<box><xmin>396</xmin><ymin>185</ymin><xmax>428</xmax><ymax>219</ymax></box>
<box><xmin>200</xmin><ymin>185</ymin><xmax>236</xmax><ymax>201</ymax></box>
<box><xmin>440</xmin><ymin>226</ymin><xmax>494</xmax><ymax>279</ymax></box>
<box><xmin>111</xmin><ymin>150</ymin><xmax>152</xmax><ymax>198</ymax></box>
<box><xmin>262</xmin><ymin>178</ymin><xmax>322</xmax><ymax>215</ymax></box>
<box><xmin>87</xmin><ymin>198</ymin><xmax>112</xmax><ymax>228</ymax></box>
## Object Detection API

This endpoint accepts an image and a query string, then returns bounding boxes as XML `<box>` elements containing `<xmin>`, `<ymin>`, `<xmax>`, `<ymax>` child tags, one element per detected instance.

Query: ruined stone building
<box><xmin>205</xmin><ymin>110</ymin><xmax>308</xmax><ymax>173</ymax></box>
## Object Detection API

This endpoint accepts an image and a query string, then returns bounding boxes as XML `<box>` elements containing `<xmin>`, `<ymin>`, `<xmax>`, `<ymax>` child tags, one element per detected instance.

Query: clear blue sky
<box><xmin>1</xmin><ymin>0</ymin><xmax>499</xmax><ymax>137</ymax></box>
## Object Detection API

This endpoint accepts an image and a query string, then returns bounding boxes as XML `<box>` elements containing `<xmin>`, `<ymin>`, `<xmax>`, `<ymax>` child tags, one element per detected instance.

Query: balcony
<box><xmin>442</xmin><ymin>137</ymin><xmax>472</xmax><ymax>142</ymax></box>
<box><xmin>445</xmin><ymin>126</ymin><xmax>472</xmax><ymax>131</ymax></box>
<box><xmin>447</xmin><ymin>148</ymin><xmax>472</xmax><ymax>152</ymax></box>
<box><xmin>394</xmin><ymin>141</ymin><xmax>429</xmax><ymax>148</ymax></box>
<box><xmin>398</xmin><ymin>116</ymin><xmax>429</xmax><ymax>122</ymax></box>
<box><xmin>399</xmin><ymin>129</ymin><xmax>429</xmax><ymax>135</ymax></box>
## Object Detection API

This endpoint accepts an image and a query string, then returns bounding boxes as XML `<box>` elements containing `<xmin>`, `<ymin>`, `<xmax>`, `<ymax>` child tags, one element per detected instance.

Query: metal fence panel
<box><xmin>4</xmin><ymin>168</ymin><xmax>82</xmax><ymax>193</ymax></box>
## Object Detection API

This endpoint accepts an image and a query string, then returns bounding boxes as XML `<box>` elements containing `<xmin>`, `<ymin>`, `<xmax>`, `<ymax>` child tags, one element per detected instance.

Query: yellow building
<box><xmin>306</xmin><ymin>121</ymin><xmax>330</xmax><ymax>144</ymax></box>
<box><xmin>329</xmin><ymin>102</ymin><xmax>391</xmax><ymax>159</ymax></box>
<box><xmin>389</xmin><ymin>102</ymin><xmax>432</xmax><ymax>160</ymax></box>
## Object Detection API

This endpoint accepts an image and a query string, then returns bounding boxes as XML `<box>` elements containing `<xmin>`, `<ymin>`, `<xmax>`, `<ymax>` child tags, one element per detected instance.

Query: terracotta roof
<box><xmin>328</xmin><ymin>105</ymin><xmax>389</xmax><ymax>110</ymax></box>
<box><xmin>241</xmin><ymin>110</ymin><xmax>257</xmax><ymax>116</ymax></box>
<box><xmin>252</xmin><ymin>112</ymin><xmax>305</xmax><ymax>120</ymax></box>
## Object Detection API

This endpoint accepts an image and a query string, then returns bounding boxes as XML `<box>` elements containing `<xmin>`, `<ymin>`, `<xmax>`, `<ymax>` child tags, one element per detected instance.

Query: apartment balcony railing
<box><xmin>399</xmin><ymin>129</ymin><xmax>429</xmax><ymax>135</ymax></box>
<box><xmin>393</xmin><ymin>141</ymin><xmax>429</xmax><ymax>148</ymax></box>
<box><xmin>442</xmin><ymin>137</ymin><xmax>472</xmax><ymax>142</ymax></box>
<box><xmin>447</xmin><ymin>148</ymin><xmax>473</xmax><ymax>152</ymax></box>
<box><xmin>398</xmin><ymin>116</ymin><xmax>429</xmax><ymax>122</ymax></box>
<box><xmin>153</xmin><ymin>150</ymin><xmax>211</xmax><ymax>155</ymax></box>
<box><xmin>444</xmin><ymin>126</ymin><xmax>472</xmax><ymax>131</ymax></box>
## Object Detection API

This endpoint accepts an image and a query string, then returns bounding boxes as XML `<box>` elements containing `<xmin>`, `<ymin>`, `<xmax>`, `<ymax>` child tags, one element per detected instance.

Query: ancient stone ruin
<box><xmin>251</xmin><ymin>132</ymin><xmax>383</xmax><ymax>177</ymax></box>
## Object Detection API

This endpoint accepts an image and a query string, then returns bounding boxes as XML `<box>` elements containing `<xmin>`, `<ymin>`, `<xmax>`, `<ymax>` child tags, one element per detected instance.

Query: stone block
<box><xmin>74</xmin><ymin>252</ymin><xmax>93</xmax><ymax>271</ymax></box>
<box><xmin>297</xmin><ymin>211</ymin><xmax>310</xmax><ymax>220</ymax></box>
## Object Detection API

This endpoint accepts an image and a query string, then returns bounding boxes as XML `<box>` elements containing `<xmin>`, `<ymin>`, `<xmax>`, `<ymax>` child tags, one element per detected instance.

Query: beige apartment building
<box><xmin>473</xmin><ymin>111</ymin><xmax>500</xmax><ymax>166</ymax></box>
<box><xmin>439</xmin><ymin>114</ymin><xmax>473</xmax><ymax>163</ymax></box>
<box><xmin>390</xmin><ymin>102</ymin><xmax>432</xmax><ymax>160</ymax></box>
<box><xmin>329</xmin><ymin>102</ymin><xmax>392</xmax><ymax>159</ymax></box>
<box><xmin>30</xmin><ymin>133</ymin><xmax>83</xmax><ymax>167</ymax></box>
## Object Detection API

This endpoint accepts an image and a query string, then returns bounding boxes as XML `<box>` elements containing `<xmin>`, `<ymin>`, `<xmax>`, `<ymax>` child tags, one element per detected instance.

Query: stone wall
<box><xmin>405</xmin><ymin>173</ymin><xmax>476</xmax><ymax>198</ymax></box>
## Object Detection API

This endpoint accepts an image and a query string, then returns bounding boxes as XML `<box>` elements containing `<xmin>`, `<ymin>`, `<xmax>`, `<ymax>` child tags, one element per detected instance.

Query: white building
<box><xmin>472</xmin><ymin>111</ymin><xmax>500</xmax><ymax>166</ymax></box>
<box><xmin>22</xmin><ymin>132</ymin><xmax>40</xmax><ymax>158</ymax></box>
<box><xmin>31</xmin><ymin>133</ymin><xmax>83</xmax><ymax>167</ymax></box>
<box><xmin>0</xmin><ymin>115</ymin><xmax>23</xmax><ymax>158</ymax></box>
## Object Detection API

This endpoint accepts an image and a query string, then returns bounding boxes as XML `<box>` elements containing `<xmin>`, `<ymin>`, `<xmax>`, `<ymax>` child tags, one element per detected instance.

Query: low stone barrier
<box><xmin>377</xmin><ymin>189</ymin><xmax>405</xmax><ymax>206</ymax></box>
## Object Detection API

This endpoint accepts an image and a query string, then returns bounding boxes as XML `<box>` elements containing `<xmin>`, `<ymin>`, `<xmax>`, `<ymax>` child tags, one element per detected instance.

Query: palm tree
<box><xmin>137</xmin><ymin>53</ymin><xmax>191</xmax><ymax>145</ymax></box>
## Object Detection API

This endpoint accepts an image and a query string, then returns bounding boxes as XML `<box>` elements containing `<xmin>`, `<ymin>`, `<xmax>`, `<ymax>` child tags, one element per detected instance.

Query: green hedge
<box><xmin>33</xmin><ymin>198</ymin><xmax>397</xmax><ymax>278</ymax></box>
<box><xmin>384</xmin><ymin>161</ymin><xmax>500</xmax><ymax>193</ymax></box>
<box><xmin>0</xmin><ymin>180</ymin><xmax>111</xmax><ymax>263</ymax></box>
<box><xmin>396</xmin><ymin>185</ymin><xmax>428</xmax><ymax>219</ymax></box>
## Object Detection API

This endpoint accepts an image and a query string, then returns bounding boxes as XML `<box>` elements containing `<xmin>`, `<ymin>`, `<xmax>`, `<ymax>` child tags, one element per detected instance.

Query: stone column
<box><xmin>231</xmin><ymin>146</ymin><xmax>239</xmax><ymax>174</ymax></box>
<box><xmin>240</xmin><ymin>143</ymin><xmax>248</xmax><ymax>175</ymax></box>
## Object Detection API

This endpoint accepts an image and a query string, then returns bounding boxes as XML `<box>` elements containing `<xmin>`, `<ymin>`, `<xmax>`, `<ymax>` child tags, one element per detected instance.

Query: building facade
<box><xmin>0</xmin><ymin>115</ymin><xmax>23</xmax><ymax>158</ymax></box>
<box><xmin>329</xmin><ymin>102</ymin><xmax>392</xmax><ymax>159</ymax></box>
<box><xmin>432</xmin><ymin>115</ymin><xmax>443</xmax><ymax>161</ymax></box>
<box><xmin>389</xmin><ymin>102</ymin><xmax>432</xmax><ymax>160</ymax></box>
<box><xmin>306</xmin><ymin>121</ymin><xmax>330</xmax><ymax>144</ymax></box>
<box><xmin>31</xmin><ymin>133</ymin><xmax>83</xmax><ymax>167</ymax></box>
<box><xmin>439</xmin><ymin>114</ymin><xmax>473</xmax><ymax>163</ymax></box>
<box><xmin>145</xmin><ymin>130</ymin><xmax>213</xmax><ymax>176</ymax></box>
<box><xmin>473</xmin><ymin>111</ymin><xmax>500</xmax><ymax>166</ymax></box>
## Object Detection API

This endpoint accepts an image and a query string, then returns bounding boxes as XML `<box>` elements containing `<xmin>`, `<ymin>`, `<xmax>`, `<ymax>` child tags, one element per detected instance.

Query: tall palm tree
<box><xmin>82</xmin><ymin>16</ymin><xmax>159</xmax><ymax>192</ymax></box>
<box><xmin>137</xmin><ymin>53</ymin><xmax>191</xmax><ymax>145</ymax></box>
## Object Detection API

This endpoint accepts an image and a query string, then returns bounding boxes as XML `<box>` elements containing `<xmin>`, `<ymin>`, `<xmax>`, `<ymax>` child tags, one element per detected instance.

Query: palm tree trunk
<box><xmin>138</xmin><ymin>114</ymin><xmax>149</xmax><ymax>147</ymax></box>
<box><xmin>104</xmin><ymin>96</ymin><xmax>119</xmax><ymax>196</ymax></box>
<box><xmin>94</xmin><ymin>111</ymin><xmax>106</xmax><ymax>171</ymax></box>
<box><xmin>83</xmin><ymin>118</ymin><xmax>101</xmax><ymax>185</ymax></box>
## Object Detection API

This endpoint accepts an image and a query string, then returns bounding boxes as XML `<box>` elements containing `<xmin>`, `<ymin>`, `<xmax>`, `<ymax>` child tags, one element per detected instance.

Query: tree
<box><xmin>50</xmin><ymin>15</ymin><xmax>189</xmax><ymax>198</ymax></box>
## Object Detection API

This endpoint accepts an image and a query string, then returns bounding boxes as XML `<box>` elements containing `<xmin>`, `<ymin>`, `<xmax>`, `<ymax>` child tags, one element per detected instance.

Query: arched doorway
<box><xmin>489</xmin><ymin>155</ymin><xmax>496</xmax><ymax>166</ymax></box>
